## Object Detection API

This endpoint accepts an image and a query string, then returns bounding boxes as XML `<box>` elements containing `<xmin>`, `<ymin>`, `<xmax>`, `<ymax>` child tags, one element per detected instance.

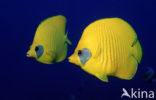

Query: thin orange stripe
<box><xmin>104</xmin><ymin>25</ymin><xmax>109</xmax><ymax>73</ymax></box>
<box><xmin>110</xmin><ymin>27</ymin><xmax>116</xmax><ymax>73</ymax></box>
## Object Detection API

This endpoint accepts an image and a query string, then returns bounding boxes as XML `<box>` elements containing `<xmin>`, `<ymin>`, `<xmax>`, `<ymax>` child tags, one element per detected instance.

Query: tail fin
<box><xmin>132</xmin><ymin>40</ymin><xmax>142</xmax><ymax>63</ymax></box>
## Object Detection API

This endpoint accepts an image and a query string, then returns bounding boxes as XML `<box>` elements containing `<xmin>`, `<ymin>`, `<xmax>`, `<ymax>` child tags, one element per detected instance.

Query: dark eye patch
<box><xmin>78</xmin><ymin>50</ymin><xmax>82</xmax><ymax>56</ymax></box>
<box><xmin>78</xmin><ymin>48</ymin><xmax>91</xmax><ymax>66</ymax></box>
<box><xmin>35</xmin><ymin>46</ymin><xmax>39</xmax><ymax>51</ymax></box>
<box><xmin>35</xmin><ymin>45</ymin><xmax>44</xmax><ymax>58</ymax></box>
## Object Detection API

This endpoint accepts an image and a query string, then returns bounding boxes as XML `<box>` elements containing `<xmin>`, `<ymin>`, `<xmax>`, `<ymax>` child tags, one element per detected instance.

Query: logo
<box><xmin>121</xmin><ymin>88</ymin><xmax>154</xmax><ymax>99</ymax></box>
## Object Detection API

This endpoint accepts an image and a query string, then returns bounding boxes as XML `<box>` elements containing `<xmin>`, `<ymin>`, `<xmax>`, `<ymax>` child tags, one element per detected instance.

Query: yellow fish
<box><xmin>68</xmin><ymin>18</ymin><xmax>142</xmax><ymax>82</ymax></box>
<box><xmin>27</xmin><ymin>15</ymin><xmax>71</xmax><ymax>64</ymax></box>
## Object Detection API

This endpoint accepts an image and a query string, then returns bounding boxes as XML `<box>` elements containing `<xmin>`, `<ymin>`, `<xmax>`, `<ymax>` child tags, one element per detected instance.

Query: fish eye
<box><xmin>78</xmin><ymin>48</ymin><xmax>91</xmax><ymax>66</ymax></box>
<box><xmin>35</xmin><ymin>45</ymin><xmax>44</xmax><ymax>58</ymax></box>
<box><xmin>77</xmin><ymin>50</ymin><xmax>82</xmax><ymax>56</ymax></box>
<box><xmin>35</xmin><ymin>46</ymin><xmax>39</xmax><ymax>51</ymax></box>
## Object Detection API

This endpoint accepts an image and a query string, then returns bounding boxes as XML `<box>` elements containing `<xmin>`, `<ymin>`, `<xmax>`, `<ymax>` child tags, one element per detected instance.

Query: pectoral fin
<box><xmin>65</xmin><ymin>31</ymin><xmax>72</xmax><ymax>45</ymax></box>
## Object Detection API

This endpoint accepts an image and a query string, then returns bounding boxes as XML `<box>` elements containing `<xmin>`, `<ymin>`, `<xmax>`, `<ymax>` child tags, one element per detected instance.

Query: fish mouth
<box><xmin>68</xmin><ymin>55</ymin><xmax>80</xmax><ymax>66</ymax></box>
<box><xmin>26</xmin><ymin>51</ymin><xmax>33</xmax><ymax>58</ymax></box>
<box><xmin>68</xmin><ymin>56</ymin><xmax>75</xmax><ymax>64</ymax></box>
<box><xmin>68</xmin><ymin>56</ymin><xmax>82</xmax><ymax>67</ymax></box>
<box><xmin>68</xmin><ymin>56</ymin><xmax>72</xmax><ymax>63</ymax></box>
<box><xmin>26</xmin><ymin>53</ymin><xmax>30</xmax><ymax>57</ymax></box>
<box><xmin>26</xmin><ymin>52</ymin><xmax>31</xmax><ymax>57</ymax></box>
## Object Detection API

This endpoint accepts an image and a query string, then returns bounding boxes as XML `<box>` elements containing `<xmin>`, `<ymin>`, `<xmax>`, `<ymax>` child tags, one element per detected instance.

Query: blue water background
<box><xmin>0</xmin><ymin>0</ymin><xmax>156</xmax><ymax>100</ymax></box>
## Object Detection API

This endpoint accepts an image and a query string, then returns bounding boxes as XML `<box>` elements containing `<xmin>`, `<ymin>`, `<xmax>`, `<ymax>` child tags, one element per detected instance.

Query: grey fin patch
<box><xmin>35</xmin><ymin>45</ymin><xmax>44</xmax><ymax>58</ymax></box>
<box><xmin>78</xmin><ymin>48</ymin><xmax>91</xmax><ymax>66</ymax></box>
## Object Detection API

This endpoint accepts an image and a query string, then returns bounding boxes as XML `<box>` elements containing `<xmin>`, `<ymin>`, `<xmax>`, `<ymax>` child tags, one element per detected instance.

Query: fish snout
<box><xmin>68</xmin><ymin>54</ymin><xmax>82</xmax><ymax>66</ymax></box>
<box><xmin>26</xmin><ymin>50</ymin><xmax>33</xmax><ymax>57</ymax></box>
<box><xmin>68</xmin><ymin>56</ymin><xmax>72</xmax><ymax>63</ymax></box>
<box><xmin>68</xmin><ymin>54</ymin><xmax>80</xmax><ymax>66</ymax></box>
<box><xmin>68</xmin><ymin>55</ymin><xmax>75</xmax><ymax>64</ymax></box>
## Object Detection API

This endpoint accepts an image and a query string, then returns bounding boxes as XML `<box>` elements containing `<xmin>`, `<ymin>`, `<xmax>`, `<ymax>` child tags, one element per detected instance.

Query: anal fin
<box><xmin>96</xmin><ymin>74</ymin><xmax>108</xmax><ymax>82</ymax></box>
<box><xmin>115</xmin><ymin>55</ymin><xmax>138</xmax><ymax>80</ymax></box>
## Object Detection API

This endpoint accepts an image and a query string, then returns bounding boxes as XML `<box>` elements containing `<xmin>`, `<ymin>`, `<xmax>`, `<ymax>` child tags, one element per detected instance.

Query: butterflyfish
<box><xmin>68</xmin><ymin>18</ymin><xmax>142</xmax><ymax>82</ymax></box>
<box><xmin>27</xmin><ymin>15</ymin><xmax>71</xmax><ymax>64</ymax></box>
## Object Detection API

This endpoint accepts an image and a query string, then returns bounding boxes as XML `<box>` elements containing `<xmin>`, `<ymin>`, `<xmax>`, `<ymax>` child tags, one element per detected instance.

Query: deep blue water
<box><xmin>0</xmin><ymin>0</ymin><xmax>156</xmax><ymax>100</ymax></box>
